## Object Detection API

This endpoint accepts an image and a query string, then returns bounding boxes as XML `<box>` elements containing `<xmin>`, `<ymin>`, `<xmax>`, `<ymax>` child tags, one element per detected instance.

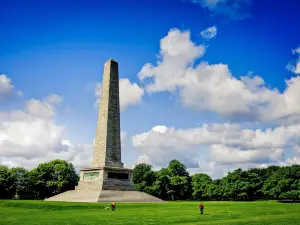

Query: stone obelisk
<box><xmin>91</xmin><ymin>59</ymin><xmax>123</xmax><ymax>168</ymax></box>
<box><xmin>45</xmin><ymin>59</ymin><xmax>163</xmax><ymax>202</ymax></box>
<box><xmin>77</xmin><ymin>59</ymin><xmax>135</xmax><ymax>193</ymax></box>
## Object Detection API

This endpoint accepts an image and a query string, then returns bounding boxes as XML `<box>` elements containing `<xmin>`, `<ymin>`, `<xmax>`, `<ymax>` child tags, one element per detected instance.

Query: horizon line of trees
<box><xmin>0</xmin><ymin>159</ymin><xmax>79</xmax><ymax>200</ymax></box>
<box><xmin>133</xmin><ymin>160</ymin><xmax>300</xmax><ymax>201</ymax></box>
<box><xmin>0</xmin><ymin>159</ymin><xmax>300</xmax><ymax>201</ymax></box>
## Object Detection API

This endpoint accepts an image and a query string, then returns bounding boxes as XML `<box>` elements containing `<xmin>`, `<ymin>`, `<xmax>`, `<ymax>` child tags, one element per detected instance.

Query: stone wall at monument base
<box><xmin>101</xmin><ymin>179</ymin><xmax>135</xmax><ymax>191</ymax></box>
<box><xmin>75</xmin><ymin>167</ymin><xmax>135</xmax><ymax>191</ymax></box>
<box><xmin>75</xmin><ymin>179</ymin><xmax>135</xmax><ymax>191</ymax></box>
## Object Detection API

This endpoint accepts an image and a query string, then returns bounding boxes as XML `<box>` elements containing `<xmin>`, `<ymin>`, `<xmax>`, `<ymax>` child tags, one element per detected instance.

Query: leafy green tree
<box><xmin>191</xmin><ymin>173</ymin><xmax>212</xmax><ymax>200</ymax></box>
<box><xmin>0</xmin><ymin>165</ymin><xmax>16</xmax><ymax>199</ymax></box>
<box><xmin>29</xmin><ymin>159</ymin><xmax>79</xmax><ymax>199</ymax></box>
<box><xmin>219</xmin><ymin>169</ymin><xmax>261</xmax><ymax>200</ymax></box>
<box><xmin>168</xmin><ymin>160</ymin><xmax>189</xmax><ymax>177</ymax></box>
<box><xmin>10</xmin><ymin>167</ymin><xmax>32</xmax><ymax>199</ymax></box>
<box><xmin>279</xmin><ymin>190</ymin><xmax>300</xmax><ymax>201</ymax></box>
<box><xmin>132</xmin><ymin>163</ymin><xmax>153</xmax><ymax>184</ymax></box>
<box><xmin>152</xmin><ymin>168</ymin><xmax>170</xmax><ymax>200</ymax></box>
<box><xmin>262</xmin><ymin>165</ymin><xmax>300</xmax><ymax>199</ymax></box>
<box><xmin>204</xmin><ymin>182</ymin><xmax>221</xmax><ymax>200</ymax></box>
<box><xmin>167</xmin><ymin>160</ymin><xmax>192</xmax><ymax>200</ymax></box>
<box><xmin>132</xmin><ymin>163</ymin><xmax>156</xmax><ymax>195</ymax></box>
<box><xmin>169</xmin><ymin>176</ymin><xmax>190</xmax><ymax>200</ymax></box>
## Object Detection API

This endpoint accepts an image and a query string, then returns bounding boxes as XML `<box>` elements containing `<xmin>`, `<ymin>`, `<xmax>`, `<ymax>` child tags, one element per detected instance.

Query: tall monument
<box><xmin>77</xmin><ymin>59</ymin><xmax>135</xmax><ymax>193</ymax></box>
<box><xmin>91</xmin><ymin>59</ymin><xmax>123</xmax><ymax>169</ymax></box>
<box><xmin>45</xmin><ymin>59</ymin><xmax>162</xmax><ymax>202</ymax></box>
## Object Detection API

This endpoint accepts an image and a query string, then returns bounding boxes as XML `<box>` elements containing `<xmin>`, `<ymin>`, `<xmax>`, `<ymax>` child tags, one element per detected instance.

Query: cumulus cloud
<box><xmin>24</xmin><ymin>94</ymin><xmax>63</xmax><ymax>119</ymax></box>
<box><xmin>132</xmin><ymin>123</ymin><xmax>300</xmax><ymax>178</ymax></box>
<box><xmin>200</xmin><ymin>26</ymin><xmax>217</xmax><ymax>39</ymax></box>
<box><xmin>138</xmin><ymin>29</ymin><xmax>205</xmax><ymax>93</ymax></box>
<box><xmin>95</xmin><ymin>78</ymin><xmax>144</xmax><ymax>111</ymax></box>
<box><xmin>0</xmin><ymin>75</ymin><xmax>94</xmax><ymax>170</ymax></box>
<box><xmin>138</xmin><ymin>29</ymin><xmax>300</xmax><ymax>124</ymax></box>
<box><xmin>0</xmin><ymin>74</ymin><xmax>23</xmax><ymax>100</ymax></box>
<box><xmin>0</xmin><ymin>107</ymin><xmax>93</xmax><ymax>169</ymax></box>
<box><xmin>190</xmin><ymin>0</ymin><xmax>252</xmax><ymax>21</ymax></box>
<box><xmin>287</xmin><ymin>47</ymin><xmax>300</xmax><ymax>74</ymax></box>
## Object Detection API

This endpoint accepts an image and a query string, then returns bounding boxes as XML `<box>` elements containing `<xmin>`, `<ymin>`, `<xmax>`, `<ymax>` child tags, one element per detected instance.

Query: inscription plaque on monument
<box><xmin>83</xmin><ymin>172</ymin><xmax>100</xmax><ymax>181</ymax></box>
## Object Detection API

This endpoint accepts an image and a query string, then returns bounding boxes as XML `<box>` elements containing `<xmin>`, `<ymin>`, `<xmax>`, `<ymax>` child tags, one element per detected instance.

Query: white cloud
<box><xmin>24</xmin><ymin>94</ymin><xmax>63</xmax><ymax>119</ymax></box>
<box><xmin>0</xmin><ymin>74</ymin><xmax>22</xmax><ymax>100</ymax></box>
<box><xmin>119</xmin><ymin>79</ymin><xmax>144</xmax><ymax>111</ymax></box>
<box><xmin>0</xmin><ymin>75</ymin><xmax>94</xmax><ymax>170</ymax></box>
<box><xmin>136</xmin><ymin>154</ymin><xmax>152</xmax><ymax>165</ymax></box>
<box><xmin>209</xmin><ymin>144</ymin><xmax>283</xmax><ymax>165</ymax></box>
<box><xmin>132</xmin><ymin>123</ymin><xmax>300</xmax><ymax>178</ymax></box>
<box><xmin>138</xmin><ymin>29</ymin><xmax>205</xmax><ymax>93</ymax></box>
<box><xmin>95</xmin><ymin>78</ymin><xmax>144</xmax><ymax>111</ymax></box>
<box><xmin>195</xmin><ymin>0</ymin><xmax>222</xmax><ymax>8</ymax></box>
<box><xmin>287</xmin><ymin>47</ymin><xmax>300</xmax><ymax>74</ymax></box>
<box><xmin>200</xmin><ymin>26</ymin><xmax>217</xmax><ymax>39</ymax></box>
<box><xmin>0</xmin><ymin>107</ymin><xmax>90</xmax><ymax>169</ymax></box>
<box><xmin>0</xmin><ymin>104</ymin><xmax>94</xmax><ymax>170</ymax></box>
<box><xmin>45</xmin><ymin>94</ymin><xmax>63</xmax><ymax>105</ymax></box>
<box><xmin>190</xmin><ymin>0</ymin><xmax>252</xmax><ymax>20</ymax></box>
<box><xmin>138</xmin><ymin>29</ymin><xmax>300</xmax><ymax>124</ymax></box>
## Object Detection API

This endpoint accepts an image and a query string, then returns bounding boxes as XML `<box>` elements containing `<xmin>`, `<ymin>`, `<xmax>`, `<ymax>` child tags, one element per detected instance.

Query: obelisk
<box><xmin>91</xmin><ymin>58</ymin><xmax>123</xmax><ymax>168</ymax></box>
<box><xmin>45</xmin><ymin>59</ymin><xmax>163</xmax><ymax>202</ymax></box>
<box><xmin>76</xmin><ymin>58</ymin><xmax>135</xmax><ymax>193</ymax></box>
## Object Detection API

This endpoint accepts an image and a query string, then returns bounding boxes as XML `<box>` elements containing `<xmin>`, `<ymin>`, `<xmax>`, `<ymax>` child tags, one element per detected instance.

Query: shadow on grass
<box><xmin>278</xmin><ymin>200</ymin><xmax>300</xmax><ymax>203</ymax></box>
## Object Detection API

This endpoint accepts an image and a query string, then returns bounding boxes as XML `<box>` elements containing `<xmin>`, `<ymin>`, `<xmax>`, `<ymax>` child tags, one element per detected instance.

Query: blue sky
<box><xmin>1</xmin><ymin>0</ymin><xmax>300</xmax><ymax>178</ymax></box>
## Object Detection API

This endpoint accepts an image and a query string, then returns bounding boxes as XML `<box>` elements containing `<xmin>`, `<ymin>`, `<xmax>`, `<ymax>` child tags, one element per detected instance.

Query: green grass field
<box><xmin>1</xmin><ymin>200</ymin><xmax>300</xmax><ymax>225</ymax></box>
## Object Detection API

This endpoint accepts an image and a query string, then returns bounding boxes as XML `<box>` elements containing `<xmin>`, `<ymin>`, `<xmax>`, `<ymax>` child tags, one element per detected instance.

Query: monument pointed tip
<box><xmin>106</xmin><ymin>58</ymin><xmax>118</xmax><ymax>63</ymax></box>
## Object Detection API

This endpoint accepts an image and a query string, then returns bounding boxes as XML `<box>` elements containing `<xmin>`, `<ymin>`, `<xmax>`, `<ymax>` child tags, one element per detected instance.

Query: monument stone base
<box><xmin>45</xmin><ymin>166</ymin><xmax>163</xmax><ymax>202</ymax></box>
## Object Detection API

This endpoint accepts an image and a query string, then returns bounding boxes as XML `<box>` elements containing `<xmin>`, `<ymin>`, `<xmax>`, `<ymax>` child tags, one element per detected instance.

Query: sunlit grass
<box><xmin>1</xmin><ymin>200</ymin><xmax>300</xmax><ymax>225</ymax></box>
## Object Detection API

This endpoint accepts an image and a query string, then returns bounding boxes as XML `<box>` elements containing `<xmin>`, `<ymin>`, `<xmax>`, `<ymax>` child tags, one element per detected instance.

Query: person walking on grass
<box><xmin>199</xmin><ymin>203</ymin><xmax>204</xmax><ymax>215</ymax></box>
<box><xmin>111</xmin><ymin>202</ymin><xmax>116</xmax><ymax>211</ymax></box>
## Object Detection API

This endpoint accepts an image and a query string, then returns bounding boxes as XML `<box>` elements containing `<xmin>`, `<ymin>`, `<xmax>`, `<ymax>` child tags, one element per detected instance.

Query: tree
<box><xmin>169</xmin><ymin>176</ymin><xmax>191</xmax><ymax>200</ymax></box>
<box><xmin>29</xmin><ymin>159</ymin><xmax>79</xmax><ymax>199</ymax></box>
<box><xmin>167</xmin><ymin>160</ymin><xmax>189</xmax><ymax>177</ymax></box>
<box><xmin>132</xmin><ymin>163</ymin><xmax>156</xmax><ymax>195</ymax></box>
<box><xmin>10</xmin><ymin>167</ymin><xmax>32</xmax><ymax>199</ymax></box>
<box><xmin>152</xmin><ymin>168</ymin><xmax>170</xmax><ymax>200</ymax></box>
<box><xmin>0</xmin><ymin>165</ymin><xmax>16</xmax><ymax>199</ymax></box>
<box><xmin>279</xmin><ymin>190</ymin><xmax>300</xmax><ymax>201</ymax></box>
<box><xmin>191</xmin><ymin>173</ymin><xmax>212</xmax><ymax>200</ymax></box>
<box><xmin>132</xmin><ymin>163</ymin><xmax>153</xmax><ymax>184</ymax></box>
<box><xmin>167</xmin><ymin>160</ymin><xmax>191</xmax><ymax>200</ymax></box>
<box><xmin>262</xmin><ymin>165</ymin><xmax>300</xmax><ymax>200</ymax></box>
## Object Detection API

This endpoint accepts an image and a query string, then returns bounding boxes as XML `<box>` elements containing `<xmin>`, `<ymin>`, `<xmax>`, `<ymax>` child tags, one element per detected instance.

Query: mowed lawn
<box><xmin>1</xmin><ymin>200</ymin><xmax>300</xmax><ymax>225</ymax></box>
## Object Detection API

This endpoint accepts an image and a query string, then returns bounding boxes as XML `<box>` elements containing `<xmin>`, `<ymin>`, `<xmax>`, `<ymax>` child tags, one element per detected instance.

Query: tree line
<box><xmin>1</xmin><ymin>159</ymin><xmax>300</xmax><ymax>201</ymax></box>
<box><xmin>132</xmin><ymin>160</ymin><xmax>300</xmax><ymax>201</ymax></box>
<box><xmin>0</xmin><ymin>159</ymin><xmax>79</xmax><ymax>200</ymax></box>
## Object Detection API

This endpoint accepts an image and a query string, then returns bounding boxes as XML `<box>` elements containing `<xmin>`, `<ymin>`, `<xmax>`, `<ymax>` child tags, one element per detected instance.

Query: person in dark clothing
<box><xmin>111</xmin><ymin>202</ymin><xmax>116</xmax><ymax>211</ymax></box>
<box><xmin>199</xmin><ymin>203</ymin><xmax>204</xmax><ymax>215</ymax></box>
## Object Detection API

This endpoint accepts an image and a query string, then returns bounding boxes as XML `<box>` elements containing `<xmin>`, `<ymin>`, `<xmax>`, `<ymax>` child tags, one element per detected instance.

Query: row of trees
<box><xmin>0</xmin><ymin>160</ymin><xmax>79</xmax><ymax>200</ymax></box>
<box><xmin>132</xmin><ymin>160</ymin><xmax>300</xmax><ymax>201</ymax></box>
<box><xmin>1</xmin><ymin>158</ymin><xmax>300</xmax><ymax>201</ymax></box>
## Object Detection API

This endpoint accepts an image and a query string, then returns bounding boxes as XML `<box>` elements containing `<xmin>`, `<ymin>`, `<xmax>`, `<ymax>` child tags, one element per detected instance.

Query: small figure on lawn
<box><xmin>199</xmin><ymin>203</ymin><xmax>204</xmax><ymax>215</ymax></box>
<box><xmin>111</xmin><ymin>201</ymin><xmax>116</xmax><ymax>211</ymax></box>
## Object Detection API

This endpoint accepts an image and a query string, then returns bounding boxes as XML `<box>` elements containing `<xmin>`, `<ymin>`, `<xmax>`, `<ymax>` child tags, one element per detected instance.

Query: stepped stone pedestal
<box><xmin>76</xmin><ymin>167</ymin><xmax>135</xmax><ymax>192</ymax></box>
<box><xmin>45</xmin><ymin>166</ymin><xmax>162</xmax><ymax>202</ymax></box>
<box><xmin>45</xmin><ymin>59</ymin><xmax>163</xmax><ymax>203</ymax></box>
